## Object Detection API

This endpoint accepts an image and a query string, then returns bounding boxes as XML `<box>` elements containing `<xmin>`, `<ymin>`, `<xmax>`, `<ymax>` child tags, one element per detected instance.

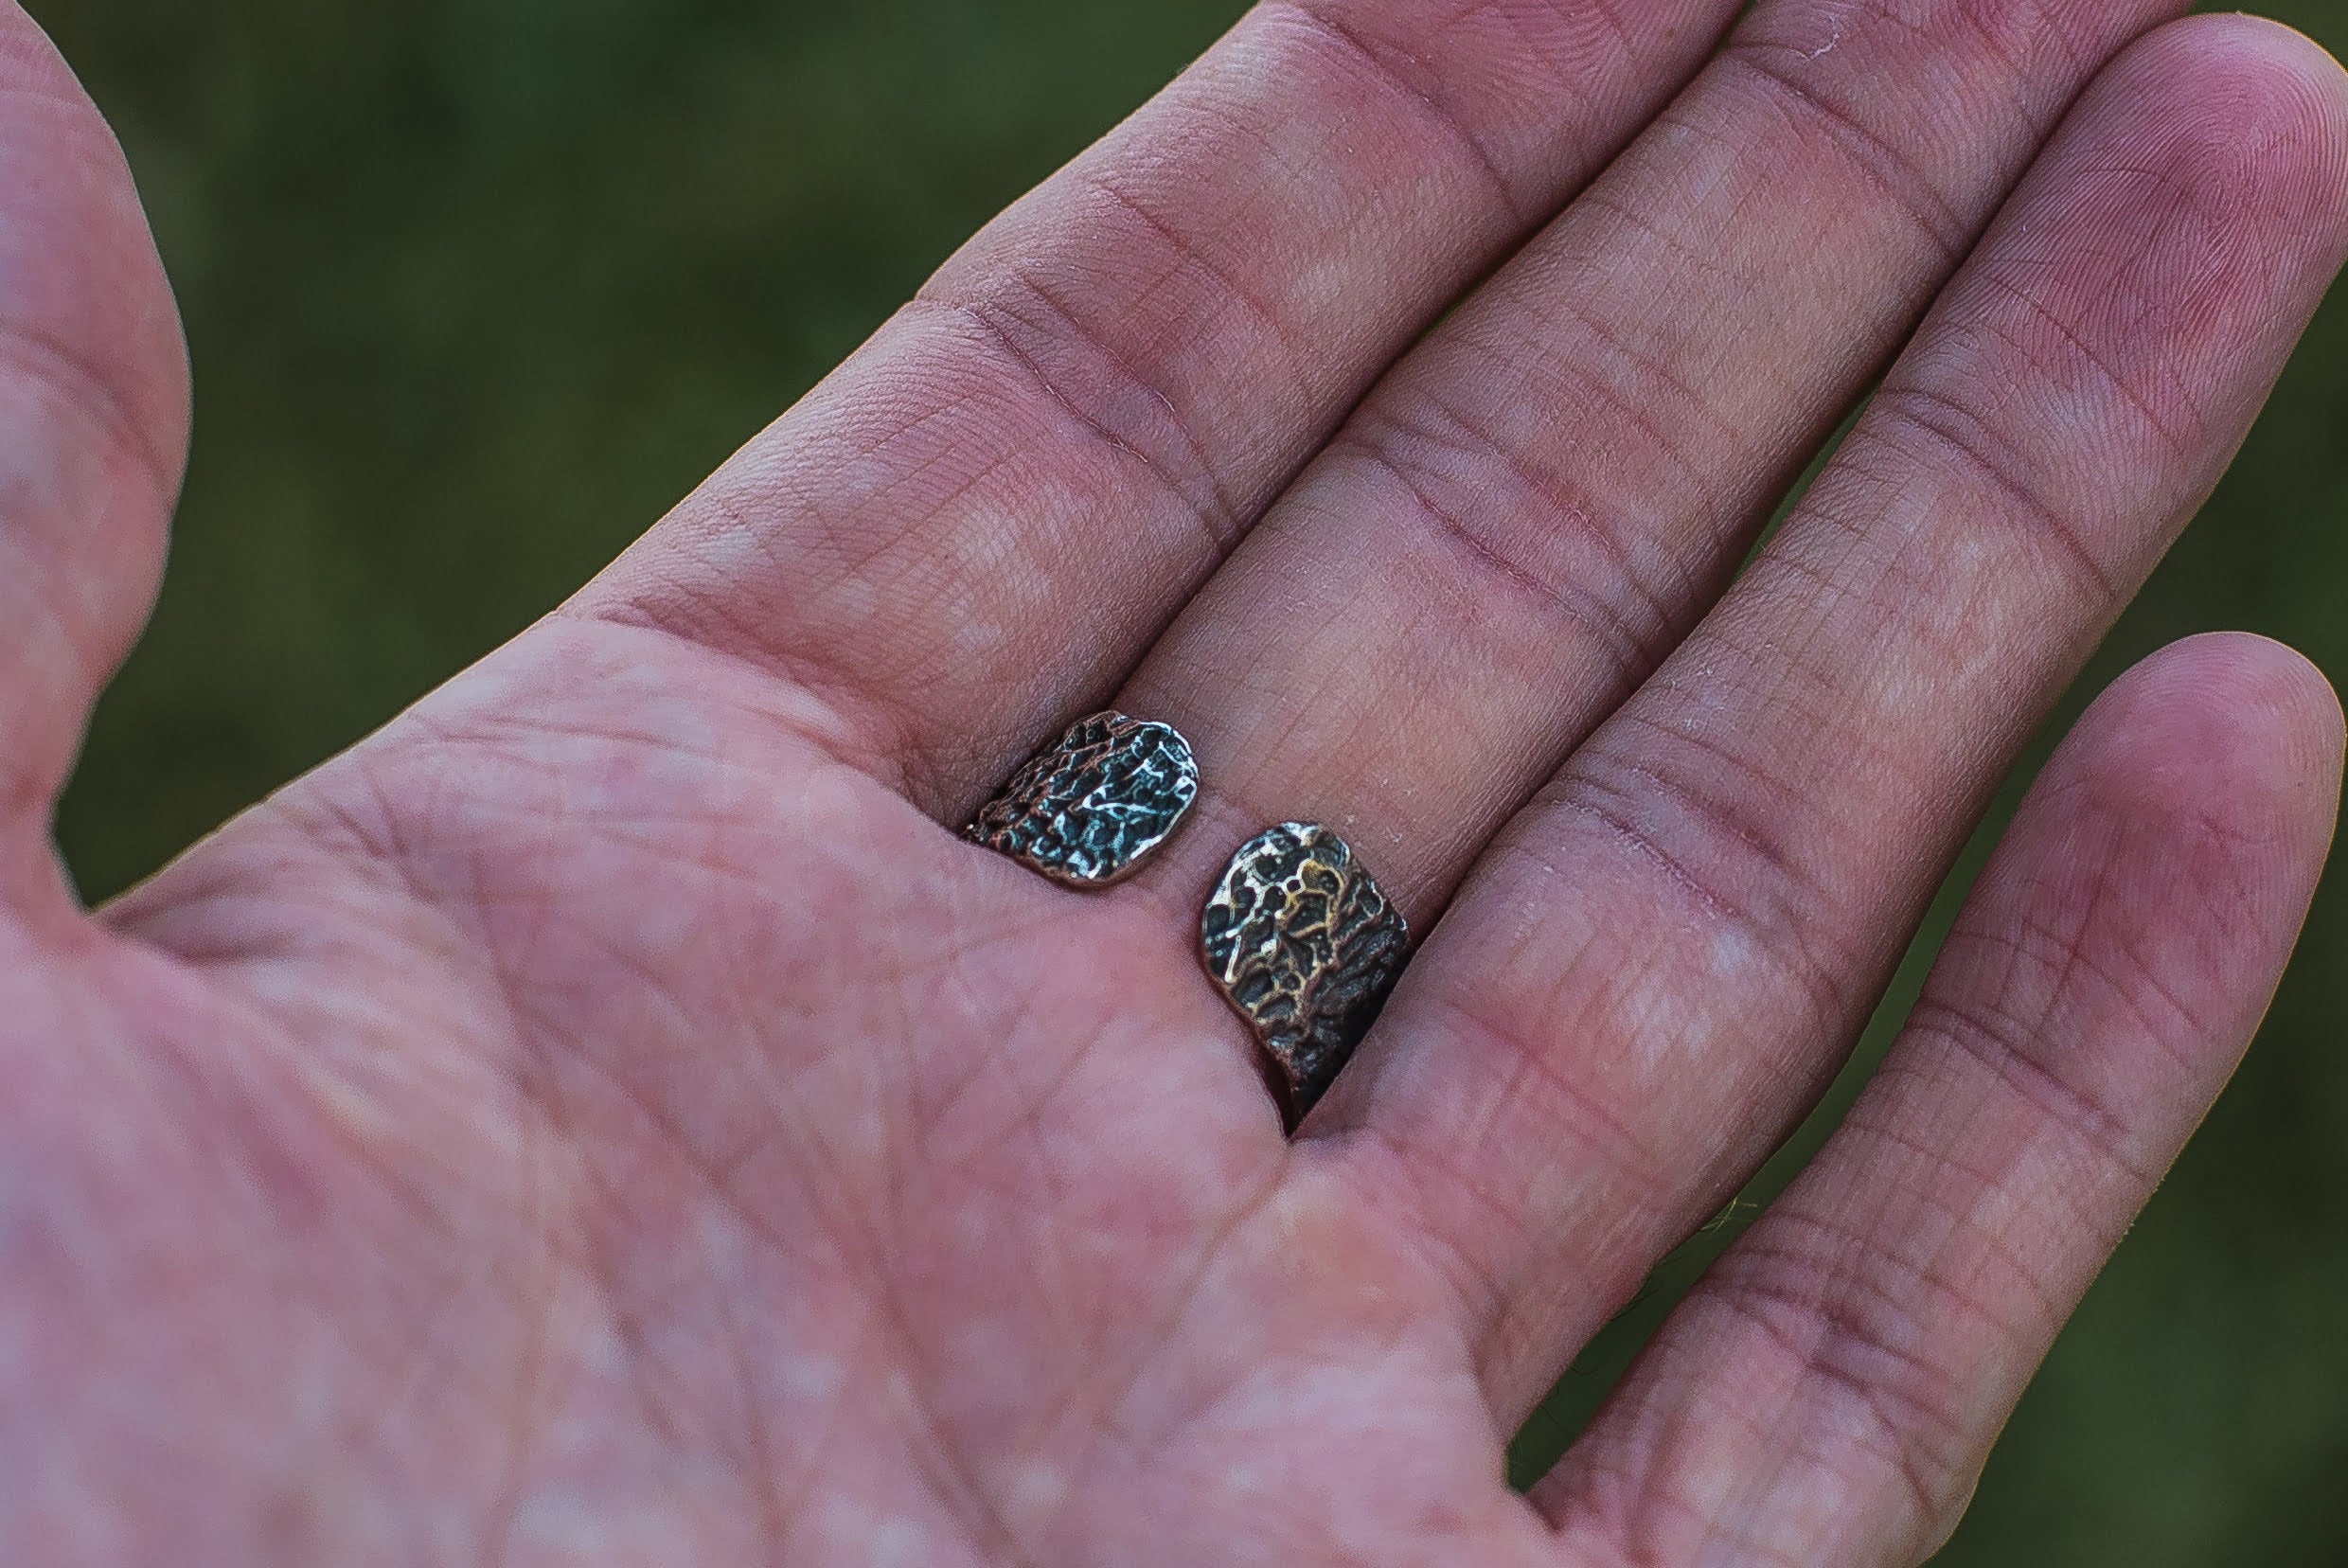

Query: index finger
<box><xmin>574</xmin><ymin>0</ymin><xmax>1745</xmax><ymax>812</ymax></box>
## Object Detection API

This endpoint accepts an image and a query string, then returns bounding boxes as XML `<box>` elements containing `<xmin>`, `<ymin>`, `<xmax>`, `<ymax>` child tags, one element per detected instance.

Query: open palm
<box><xmin>11</xmin><ymin>1</ymin><xmax>2348</xmax><ymax>1561</ymax></box>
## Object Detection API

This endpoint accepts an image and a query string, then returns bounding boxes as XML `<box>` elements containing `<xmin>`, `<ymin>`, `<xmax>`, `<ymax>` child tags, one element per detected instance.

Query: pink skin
<box><xmin>2</xmin><ymin>1</ymin><xmax>2343</xmax><ymax>1563</ymax></box>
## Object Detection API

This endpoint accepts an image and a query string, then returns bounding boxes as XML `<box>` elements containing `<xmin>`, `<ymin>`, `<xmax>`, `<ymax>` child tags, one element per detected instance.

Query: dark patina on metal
<box><xmin>1201</xmin><ymin>823</ymin><xmax>1411</xmax><ymax>1122</ymax></box>
<box><xmin>964</xmin><ymin>712</ymin><xmax>1201</xmax><ymax>888</ymax></box>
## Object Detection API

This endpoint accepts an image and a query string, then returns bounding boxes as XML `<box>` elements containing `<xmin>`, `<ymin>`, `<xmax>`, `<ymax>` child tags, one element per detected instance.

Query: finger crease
<box><xmin>1338</xmin><ymin>425</ymin><xmax>1667</xmax><ymax>690</ymax></box>
<box><xmin>1904</xmin><ymin>992</ymin><xmax>2153</xmax><ymax>1189</ymax></box>
<box><xmin>1870</xmin><ymin>382</ymin><xmax>2123</xmax><ymax>605</ymax></box>
<box><xmin>1278</xmin><ymin>0</ymin><xmax>1533</xmax><ymax>228</ymax></box>
<box><xmin>1717</xmin><ymin>45</ymin><xmax>1970</xmax><ymax>269</ymax></box>
<box><xmin>941</xmin><ymin>294</ymin><xmax>1243</xmax><ymax>558</ymax></box>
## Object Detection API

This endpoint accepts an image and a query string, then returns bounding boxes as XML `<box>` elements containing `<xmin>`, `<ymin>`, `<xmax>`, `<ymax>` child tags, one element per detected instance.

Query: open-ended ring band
<box><xmin>1201</xmin><ymin>823</ymin><xmax>1410</xmax><ymax>1123</ymax></box>
<box><xmin>962</xmin><ymin>712</ymin><xmax>1201</xmax><ymax>887</ymax></box>
<box><xmin>964</xmin><ymin>715</ymin><xmax>1409</xmax><ymax>1123</ymax></box>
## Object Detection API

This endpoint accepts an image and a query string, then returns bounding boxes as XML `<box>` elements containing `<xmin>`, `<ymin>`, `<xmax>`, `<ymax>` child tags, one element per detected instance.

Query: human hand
<box><xmin>9</xmin><ymin>0</ymin><xmax>2347</xmax><ymax>1561</ymax></box>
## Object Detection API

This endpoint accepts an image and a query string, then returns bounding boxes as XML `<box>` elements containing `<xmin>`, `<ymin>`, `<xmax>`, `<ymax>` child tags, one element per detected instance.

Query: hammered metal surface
<box><xmin>1201</xmin><ymin>823</ymin><xmax>1411</xmax><ymax>1118</ymax></box>
<box><xmin>964</xmin><ymin>713</ymin><xmax>1201</xmax><ymax>887</ymax></box>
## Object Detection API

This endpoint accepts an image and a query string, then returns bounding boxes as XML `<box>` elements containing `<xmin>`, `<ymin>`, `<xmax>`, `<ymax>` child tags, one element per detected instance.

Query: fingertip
<box><xmin>2042</xmin><ymin>633</ymin><xmax>2343</xmax><ymax>952</ymax></box>
<box><xmin>2195</xmin><ymin>630</ymin><xmax>2345</xmax><ymax>797</ymax></box>
<box><xmin>2160</xmin><ymin>9</ymin><xmax>2348</xmax><ymax>77</ymax></box>
<box><xmin>2094</xmin><ymin>630</ymin><xmax>2342</xmax><ymax>797</ymax></box>
<box><xmin>2060</xmin><ymin>11</ymin><xmax>2348</xmax><ymax>363</ymax></box>
<box><xmin>2111</xmin><ymin>11</ymin><xmax>2348</xmax><ymax>218</ymax></box>
<box><xmin>2126</xmin><ymin>10</ymin><xmax>2348</xmax><ymax>121</ymax></box>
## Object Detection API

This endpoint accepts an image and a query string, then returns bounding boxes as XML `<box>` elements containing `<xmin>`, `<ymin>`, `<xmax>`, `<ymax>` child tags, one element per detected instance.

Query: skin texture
<box><xmin>5</xmin><ymin>1</ymin><xmax>2346</xmax><ymax>1563</ymax></box>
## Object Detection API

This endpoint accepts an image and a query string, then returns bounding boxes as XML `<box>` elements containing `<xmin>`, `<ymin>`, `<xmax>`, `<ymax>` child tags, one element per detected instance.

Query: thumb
<box><xmin>0</xmin><ymin>4</ymin><xmax>188</xmax><ymax>911</ymax></box>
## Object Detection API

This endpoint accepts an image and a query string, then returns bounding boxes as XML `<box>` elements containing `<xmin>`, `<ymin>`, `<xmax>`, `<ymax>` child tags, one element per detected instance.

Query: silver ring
<box><xmin>964</xmin><ymin>712</ymin><xmax>1201</xmax><ymax>888</ymax></box>
<box><xmin>1201</xmin><ymin>823</ymin><xmax>1410</xmax><ymax>1123</ymax></box>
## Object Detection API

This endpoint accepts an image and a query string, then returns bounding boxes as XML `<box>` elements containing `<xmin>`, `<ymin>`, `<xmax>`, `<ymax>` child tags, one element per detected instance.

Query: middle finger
<box><xmin>1117</xmin><ymin>0</ymin><xmax>2184</xmax><ymax>926</ymax></box>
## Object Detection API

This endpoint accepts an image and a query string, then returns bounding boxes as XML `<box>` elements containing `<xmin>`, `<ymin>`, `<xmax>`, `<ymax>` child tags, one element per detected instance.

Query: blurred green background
<box><xmin>34</xmin><ymin>0</ymin><xmax>2348</xmax><ymax>1559</ymax></box>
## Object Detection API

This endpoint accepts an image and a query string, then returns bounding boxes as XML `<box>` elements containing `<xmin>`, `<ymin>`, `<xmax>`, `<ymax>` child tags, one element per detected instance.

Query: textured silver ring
<box><xmin>1201</xmin><ymin>823</ymin><xmax>1411</xmax><ymax>1124</ymax></box>
<box><xmin>964</xmin><ymin>712</ymin><xmax>1201</xmax><ymax>888</ymax></box>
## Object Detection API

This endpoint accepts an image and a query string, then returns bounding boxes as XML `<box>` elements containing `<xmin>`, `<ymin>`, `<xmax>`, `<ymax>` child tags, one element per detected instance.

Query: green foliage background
<box><xmin>36</xmin><ymin>1</ymin><xmax>2348</xmax><ymax>1558</ymax></box>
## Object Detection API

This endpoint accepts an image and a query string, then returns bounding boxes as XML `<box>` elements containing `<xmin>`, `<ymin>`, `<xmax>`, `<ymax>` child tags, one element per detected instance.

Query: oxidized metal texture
<box><xmin>1201</xmin><ymin>823</ymin><xmax>1411</xmax><ymax>1119</ymax></box>
<box><xmin>964</xmin><ymin>712</ymin><xmax>1201</xmax><ymax>887</ymax></box>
